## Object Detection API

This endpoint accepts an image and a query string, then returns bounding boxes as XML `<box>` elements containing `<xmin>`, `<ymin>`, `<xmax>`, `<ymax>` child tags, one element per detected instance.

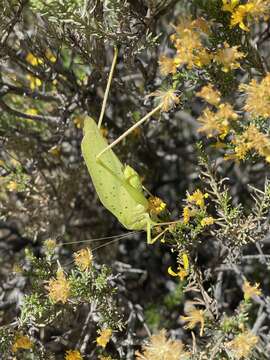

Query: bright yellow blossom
<box><xmin>242</xmin><ymin>281</ymin><xmax>261</xmax><ymax>300</ymax></box>
<box><xmin>226</xmin><ymin>330</ymin><xmax>258</xmax><ymax>359</ymax></box>
<box><xmin>96</xmin><ymin>328</ymin><xmax>112</xmax><ymax>348</ymax></box>
<box><xmin>230</xmin><ymin>4</ymin><xmax>255</xmax><ymax>31</ymax></box>
<box><xmin>187</xmin><ymin>189</ymin><xmax>208</xmax><ymax>208</ymax></box>
<box><xmin>26</xmin><ymin>74</ymin><xmax>42</xmax><ymax>90</ymax></box>
<box><xmin>231</xmin><ymin>125</ymin><xmax>270</xmax><ymax>162</ymax></box>
<box><xmin>222</xmin><ymin>0</ymin><xmax>239</xmax><ymax>13</ymax></box>
<box><xmin>149</xmin><ymin>196</ymin><xmax>166</xmax><ymax>215</ymax></box>
<box><xmin>65</xmin><ymin>349</ymin><xmax>83</xmax><ymax>360</ymax></box>
<box><xmin>201</xmin><ymin>216</ymin><xmax>214</xmax><ymax>227</ymax></box>
<box><xmin>159</xmin><ymin>55</ymin><xmax>178</xmax><ymax>76</ymax></box>
<box><xmin>180</xmin><ymin>305</ymin><xmax>205</xmax><ymax>336</ymax></box>
<box><xmin>183</xmin><ymin>206</ymin><xmax>192</xmax><ymax>224</ymax></box>
<box><xmin>45</xmin><ymin>49</ymin><xmax>57</xmax><ymax>63</ymax></box>
<box><xmin>168</xmin><ymin>253</ymin><xmax>189</xmax><ymax>281</ymax></box>
<box><xmin>47</xmin><ymin>267</ymin><xmax>70</xmax><ymax>304</ymax></box>
<box><xmin>240</xmin><ymin>73</ymin><xmax>270</xmax><ymax>118</ymax></box>
<box><xmin>214</xmin><ymin>42</ymin><xmax>245</xmax><ymax>72</ymax></box>
<box><xmin>198</xmin><ymin>103</ymin><xmax>238</xmax><ymax>138</ymax></box>
<box><xmin>196</xmin><ymin>84</ymin><xmax>221</xmax><ymax>107</ymax></box>
<box><xmin>26</xmin><ymin>52</ymin><xmax>43</xmax><ymax>66</ymax></box>
<box><xmin>73</xmin><ymin>248</ymin><xmax>93</xmax><ymax>271</ymax></box>
<box><xmin>135</xmin><ymin>329</ymin><xmax>189</xmax><ymax>360</ymax></box>
<box><xmin>12</xmin><ymin>334</ymin><xmax>33</xmax><ymax>352</ymax></box>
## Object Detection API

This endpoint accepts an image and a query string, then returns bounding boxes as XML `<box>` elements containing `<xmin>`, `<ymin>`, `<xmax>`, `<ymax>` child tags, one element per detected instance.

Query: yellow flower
<box><xmin>183</xmin><ymin>206</ymin><xmax>192</xmax><ymax>224</ymax></box>
<box><xmin>200</xmin><ymin>216</ymin><xmax>214</xmax><ymax>227</ymax></box>
<box><xmin>214</xmin><ymin>42</ymin><xmax>245</xmax><ymax>72</ymax></box>
<box><xmin>231</xmin><ymin>125</ymin><xmax>270</xmax><ymax>162</ymax></box>
<box><xmin>198</xmin><ymin>103</ymin><xmax>238</xmax><ymax>138</ymax></box>
<box><xmin>26</xmin><ymin>52</ymin><xmax>43</xmax><ymax>66</ymax></box>
<box><xmin>222</xmin><ymin>0</ymin><xmax>240</xmax><ymax>13</ymax></box>
<box><xmin>168</xmin><ymin>253</ymin><xmax>189</xmax><ymax>281</ymax></box>
<box><xmin>96</xmin><ymin>328</ymin><xmax>112</xmax><ymax>348</ymax></box>
<box><xmin>242</xmin><ymin>281</ymin><xmax>261</xmax><ymax>300</ymax></box>
<box><xmin>159</xmin><ymin>55</ymin><xmax>178</xmax><ymax>76</ymax></box>
<box><xmin>240</xmin><ymin>73</ymin><xmax>270</xmax><ymax>118</ymax></box>
<box><xmin>230</xmin><ymin>4</ymin><xmax>255</xmax><ymax>31</ymax></box>
<box><xmin>135</xmin><ymin>329</ymin><xmax>189</xmax><ymax>360</ymax></box>
<box><xmin>226</xmin><ymin>330</ymin><xmax>258</xmax><ymax>359</ymax></box>
<box><xmin>12</xmin><ymin>334</ymin><xmax>33</xmax><ymax>352</ymax></box>
<box><xmin>148</xmin><ymin>196</ymin><xmax>166</xmax><ymax>215</ymax></box>
<box><xmin>196</xmin><ymin>84</ymin><xmax>221</xmax><ymax>107</ymax></box>
<box><xmin>65</xmin><ymin>350</ymin><xmax>83</xmax><ymax>360</ymax></box>
<box><xmin>6</xmin><ymin>180</ymin><xmax>18</xmax><ymax>192</ymax></box>
<box><xmin>26</xmin><ymin>74</ymin><xmax>42</xmax><ymax>90</ymax></box>
<box><xmin>170</xmin><ymin>17</ymin><xmax>212</xmax><ymax>70</ymax></box>
<box><xmin>45</xmin><ymin>49</ymin><xmax>57</xmax><ymax>63</ymax></box>
<box><xmin>73</xmin><ymin>248</ymin><xmax>93</xmax><ymax>271</ymax></box>
<box><xmin>187</xmin><ymin>189</ymin><xmax>208</xmax><ymax>208</ymax></box>
<box><xmin>25</xmin><ymin>108</ymin><xmax>38</xmax><ymax>116</ymax></box>
<box><xmin>180</xmin><ymin>306</ymin><xmax>205</xmax><ymax>336</ymax></box>
<box><xmin>47</xmin><ymin>267</ymin><xmax>70</xmax><ymax>304</ymax></box>
<box><xmin>148</xmin><ymin>89</ymin><xmax>180</xmax><ymax>112</ymax></box>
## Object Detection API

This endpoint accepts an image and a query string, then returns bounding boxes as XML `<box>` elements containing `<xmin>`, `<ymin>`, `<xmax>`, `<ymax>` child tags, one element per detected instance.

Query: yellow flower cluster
<box><xmin>65</xmin><ymin>350</ymin><xmax>83</xmax><ymax>360</ymax></box>
<box><xmin>73</xmin><ymin>247</ymin><xmax>93</xmax><ymax>271</ymax></box>
<box><xmin>198</xmin><ymin>102</ymin><xmax>238</xmax><ymax>138</ymax></box>
<box><xmin>242</xmin><ymin>280</ymin><xmax>261</xmax><ymax>300</ymax></box>
<box><xmin>182</xmin><ymin>189</ymin><xmax>214</xmax><ymax>227</ymax></box>
<box><xmin>200</xmin><ymin>216</ymin><xmax>214</xmax><ymax>227</ymax></box>
<box><xmin>47</xmin><ymin>267</ymin><xmax>70</xmax><ymax>304</ymax></box>
<box><xmin>222</xmin><ymin>0</ymin><xmax>270</xmax><ymax>31</ymax></box>
<box><xmin>240</xmin><ymin>73</ymin><xmax>270</xmax><ymax>118</ymax></box>
<box><xmin>160</xmin><ymin>18</ymin><xmax>245</xmax><ymax>75</ymax></box>
<box><xmin>180</xmin><ymin>304</ymin><xmax>205</xmax><ymax>336</ymax></box>
<box><xmin>12</xmin><ymin>334</ymin><xmax>33</xmax><ymax>352</ymax></box>
<box><xmin>159</xmin><ymin>17</ymin><xmax>212</xmax><ymax>73</ymax></box>
<box><xmin>213</xmin><ymin>42</ymin><xmax>245</xmax><ymax>73</ymax></box>
<box><xmin>225</xmin><ymin>330</ymin><xmax>258</xmax><ymax>359</ymax></box>
<box><xmin>148</xmin><ymin>196</ymin><xmax>167</xmax><ymax>215</ymax></box>
<box><xmin>187</xmin><ymin>189</ymin><xmax>208</xmax><ymax>208</ymax></box>
<box><xmin>26</xmin><ymin>52</ymin><xmax>43</xmax><ymax>66</ymax></box>
<box><xmin>135</xmin><ymin>329</ymin><xmax>189</xmax><ymax>360</ymax></box>
<box><xmin>168</xmin><ymin>253</ymin><xmax>189</xmax><ymax>281</ymax></box>
<box><xmin>26</xmin><ymin>74</ymin><xmax>42</xmax><ymax>90</ymax></box>
<box><xmin>196</xmin><ymin>84</ymin><xmax>221</xmax><ymax>107</ymax></box>
<box><xmin>231</xmin><ymin>124</ymin><xmax>270</xmax><ymax>162</ymax></box>
<box><xmin>96</xmin><ymin>328</ymin><xmax>112</xmax><ymax>348</ymax></box>
<box><xmin>12</xmin><ymin>335</ymin><xmax>32</xmax><ymax>352</ymax></box>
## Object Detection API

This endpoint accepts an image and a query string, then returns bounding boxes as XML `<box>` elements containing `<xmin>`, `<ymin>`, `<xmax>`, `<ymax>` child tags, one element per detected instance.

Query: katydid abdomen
<box><xmin>81</xmin><ymin>117</ymin><xmax>150</xmax><ymax>231</ymax></box>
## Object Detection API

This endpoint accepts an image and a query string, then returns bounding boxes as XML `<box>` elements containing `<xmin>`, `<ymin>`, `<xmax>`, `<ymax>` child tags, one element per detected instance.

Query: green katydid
<box><xmin>81</xmin><ymin>48</ymin><xmax>176</xmax><ymax>244</ymax></box>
